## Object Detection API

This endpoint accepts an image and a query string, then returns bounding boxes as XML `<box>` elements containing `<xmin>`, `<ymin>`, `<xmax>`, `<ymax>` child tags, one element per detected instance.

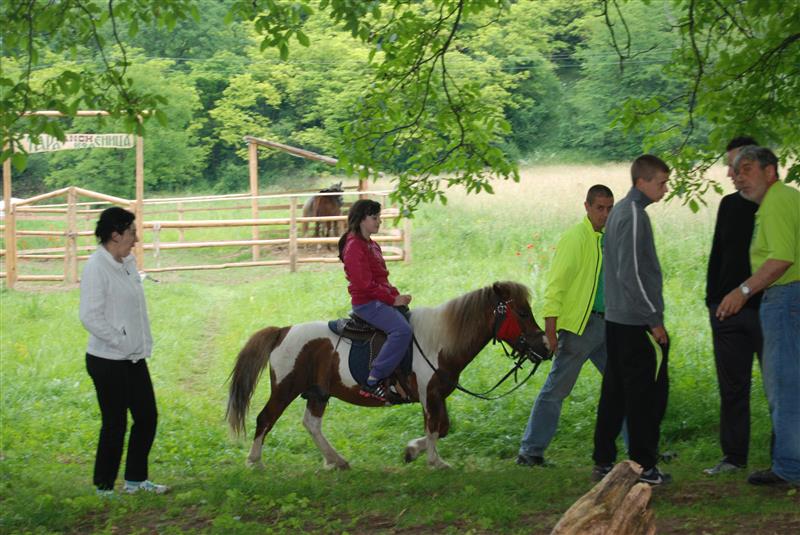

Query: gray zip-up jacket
<box><xmin>603</xmin><ymin>187</ymin><xmax>664</xmax><ymax>327</ymax></box>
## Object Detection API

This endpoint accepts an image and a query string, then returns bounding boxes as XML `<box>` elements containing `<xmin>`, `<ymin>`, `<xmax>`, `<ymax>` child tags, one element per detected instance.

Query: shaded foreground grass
<box><xmin>2</xmin><ymin>164</ymin><xmax>799</xmax><ymax>534</ymax></box>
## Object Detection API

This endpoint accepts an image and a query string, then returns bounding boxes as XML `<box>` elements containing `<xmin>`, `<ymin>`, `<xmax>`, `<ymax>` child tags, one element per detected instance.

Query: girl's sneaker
<box><xmin>124</xmin><ymin>480</ymin><xmax>169</xmax><ymax>494</ymax></box>
<box><xmin>358</xmin><ymin>382</ymin><xmax>388</xmax><ymax>402</ymax></box>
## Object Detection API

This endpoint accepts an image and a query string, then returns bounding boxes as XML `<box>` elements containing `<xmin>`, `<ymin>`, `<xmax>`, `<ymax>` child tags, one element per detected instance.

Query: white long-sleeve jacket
<box><xmin>79</xmin><ymin>245</ymin><xmax>152</xmax><ymax>361</ymax></box>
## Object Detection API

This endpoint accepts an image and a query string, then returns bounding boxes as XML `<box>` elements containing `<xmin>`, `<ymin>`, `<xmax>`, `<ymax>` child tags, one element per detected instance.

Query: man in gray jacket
<box><xmin>591</xmin><ymin>154</ymin><xmax>672</xmax><ymax>485</ymax></box>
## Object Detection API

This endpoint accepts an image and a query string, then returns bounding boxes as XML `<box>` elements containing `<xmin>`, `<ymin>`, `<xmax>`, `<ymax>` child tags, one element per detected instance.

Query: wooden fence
<box><xmin>0</xmin><ymin>186</ymin><xmax>411</xmax><ymax>288</ymax></box>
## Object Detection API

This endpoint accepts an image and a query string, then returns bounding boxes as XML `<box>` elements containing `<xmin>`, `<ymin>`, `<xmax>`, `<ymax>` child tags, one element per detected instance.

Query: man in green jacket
<box><xmin>517</xmin><ymin>185</ymin><xmax>614</xmax><ymax>466</ymax></box>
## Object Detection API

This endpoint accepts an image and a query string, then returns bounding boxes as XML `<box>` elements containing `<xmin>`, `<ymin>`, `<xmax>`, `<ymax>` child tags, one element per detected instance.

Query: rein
<box><xmin>413</xmin><ymin>335</ymin><xmax>544</xmax><ymax>400</ymax></box>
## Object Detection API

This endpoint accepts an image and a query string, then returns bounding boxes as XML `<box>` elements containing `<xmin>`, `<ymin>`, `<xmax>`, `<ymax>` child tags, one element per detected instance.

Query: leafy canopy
<box><xmin>604</xmin><ymin>0</ymin><xmax>800</xmax><ymax>210</ymax></box>
<box><xmin>2</xmin><ymin>0</ymin><xmax>797</xmax><ymax>210</ymax></box>
<box><xmin>2</xmin><ymin>0</ymin><xmax>518</xmax><ymax>211</ymax></box>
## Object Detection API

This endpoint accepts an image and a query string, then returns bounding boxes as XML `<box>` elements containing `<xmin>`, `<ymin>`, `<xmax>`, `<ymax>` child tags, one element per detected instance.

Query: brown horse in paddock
<box><xmin>302</xmin><ymin>182</ymin><xmax>344</xmax><ymax>240</ymax></box>
<box><xmin>227</xmin><ymin>281</ymin><xmax>549</xmax><ymax>470</ymax></box>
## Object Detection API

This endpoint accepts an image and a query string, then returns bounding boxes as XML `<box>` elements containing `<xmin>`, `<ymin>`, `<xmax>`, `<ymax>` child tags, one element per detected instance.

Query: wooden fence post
<box><xmin>134</xmin><ymin>132</ymin><xmax>145</xmax><ymax>271</ymax></box>
<box><xmin>249</xmin><ymin>141</ymin><xmax>260</xmax><ymax>260</ymax></box>
<box><xmin>2</xmin><ymin>155</ymin><xmax>17</xmax><ymax>288</ymax></box>
<box><xmin>64</xmin><ymin>187</ymin><xmax>78</xmax><ymax>283</ymax></box>
<box><xmin>403</xmin><ymin>217</ymin><xmax>412</xmax><ymax>262</ymax></box>
<box><xmin>358</xmin><ymin>177</ymin><xmax>368</xmax><ymax>199</ymax></box>
<box><xmin>177</xmin><ymin>201</ymin><xmax>185</xmax><ymax>242</ymax></box>
<box><xmin>289</xmin><ymin>200</ymin><xmax>298</xmax><ymax>272</ymax></box>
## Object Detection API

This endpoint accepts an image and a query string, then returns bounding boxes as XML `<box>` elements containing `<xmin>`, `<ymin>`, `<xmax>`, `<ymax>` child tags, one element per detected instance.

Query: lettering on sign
<box><xmin>20</xmin><ymin>134</ymin><xmax>135</xmax><ymax>153</ymax></box>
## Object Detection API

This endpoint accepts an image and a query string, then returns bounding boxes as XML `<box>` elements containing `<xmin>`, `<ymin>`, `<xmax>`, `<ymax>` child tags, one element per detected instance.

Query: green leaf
<box><xmin>154</xmin><ymin>109</ymin><xmax>169</xmax><ymax>127</ymax></box>
<box><xmin>11</xmin><ymin>152</ymin><xmax>28</xmax><ymax>172</ymax></box>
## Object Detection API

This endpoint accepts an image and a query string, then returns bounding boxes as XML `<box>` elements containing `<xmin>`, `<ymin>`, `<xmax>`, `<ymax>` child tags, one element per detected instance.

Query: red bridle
<box><xmin>493</xmin><ymin>300</ymin><xmax>547</xmax><ymax>364</ymax></box>
<box><xmin>494</xmin><ymin>300</ymin><xmax>523</xmax><ymax>342</ymax></box>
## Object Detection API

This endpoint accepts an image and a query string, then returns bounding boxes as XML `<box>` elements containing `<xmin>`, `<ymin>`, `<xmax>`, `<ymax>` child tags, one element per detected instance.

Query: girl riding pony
<box><xmin>338</xmin><ymin>200</ymin><xmax>412</xmax><ymax>402</ymax></box>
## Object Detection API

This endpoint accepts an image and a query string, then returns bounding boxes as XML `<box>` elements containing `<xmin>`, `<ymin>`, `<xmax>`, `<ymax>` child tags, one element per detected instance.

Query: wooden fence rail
<box><xmin>0</xmin><ymin>186</ymin><xmax>411</xmax><ymax>288</ymax></box>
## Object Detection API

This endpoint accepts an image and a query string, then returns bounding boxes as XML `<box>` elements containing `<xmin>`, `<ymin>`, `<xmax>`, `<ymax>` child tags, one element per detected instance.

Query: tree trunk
<box><xmin>550</xmin><ymin>460</ymin><xmax>656</xmax><ymax>535</ymax></box>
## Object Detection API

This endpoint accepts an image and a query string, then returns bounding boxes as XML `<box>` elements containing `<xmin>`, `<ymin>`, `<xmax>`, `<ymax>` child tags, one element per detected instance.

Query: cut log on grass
<box><xmin>551</xmin><ymin>460</ymin><xmax>656</xmax><ymax>535</ymax></box>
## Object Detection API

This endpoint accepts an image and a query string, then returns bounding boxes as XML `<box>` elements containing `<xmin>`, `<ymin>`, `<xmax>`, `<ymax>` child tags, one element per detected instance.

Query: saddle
<box><xmin>327</xmin><ymin>311</ymin><xmax>416</xmax><ymax>404</ymax></box>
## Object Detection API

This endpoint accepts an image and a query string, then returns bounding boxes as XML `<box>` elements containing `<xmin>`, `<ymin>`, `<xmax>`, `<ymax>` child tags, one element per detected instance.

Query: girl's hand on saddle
<box><xmin>394</xmin><ymin>294</ymin><xmax>412</xmax><ymax>306</ymax></box>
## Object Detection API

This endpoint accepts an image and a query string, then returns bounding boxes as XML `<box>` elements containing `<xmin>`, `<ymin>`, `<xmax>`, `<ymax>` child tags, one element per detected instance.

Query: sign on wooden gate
<box><xmin>20</xmin><ymin>133</ymin><xmax>135</xmax><ymax>153</ymax></box>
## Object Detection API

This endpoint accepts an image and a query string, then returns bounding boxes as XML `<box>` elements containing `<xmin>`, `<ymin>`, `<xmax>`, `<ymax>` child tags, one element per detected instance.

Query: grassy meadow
<box><xmin>1</xmin><ymin>164</ymin><xmax>798</xmax><ymax>534</ymax></box>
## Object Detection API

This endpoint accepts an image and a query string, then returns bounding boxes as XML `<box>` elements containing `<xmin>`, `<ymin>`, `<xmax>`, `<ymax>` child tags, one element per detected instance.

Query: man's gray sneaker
<box><xmin>124</xmin><ymin>480</ymin><xmax>169</xmax><ymax>494</ymax></box>
<box><xmin>640</xmin><ymin>467</ymin><xmax>672</xmax><ymax>486</ymax></box>
<box><xmin>703</xmin><ymin>460</ymin><xmax>743</xmax><ymax>475</ymax></box>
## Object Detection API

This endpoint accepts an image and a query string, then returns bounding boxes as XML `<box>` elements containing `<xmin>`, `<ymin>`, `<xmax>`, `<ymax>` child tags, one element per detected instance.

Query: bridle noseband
<box><xmin>492</xmin><ymin>299</ymin><xmax>548</xmax><ymax>364</ymax></box>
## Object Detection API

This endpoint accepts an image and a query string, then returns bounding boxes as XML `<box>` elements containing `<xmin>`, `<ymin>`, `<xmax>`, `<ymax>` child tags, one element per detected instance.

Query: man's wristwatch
<box><xmin>739</xmin><ymin>283</ymin><xmax>752</xmax><ymax>297</ymax></box>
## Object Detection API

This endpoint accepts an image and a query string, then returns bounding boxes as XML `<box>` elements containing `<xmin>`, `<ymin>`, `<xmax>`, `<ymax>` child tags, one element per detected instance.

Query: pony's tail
<box><xmin>226</xmin><ymin>326</ymin><xmax>285</xmax><ymax>436</ymax></box>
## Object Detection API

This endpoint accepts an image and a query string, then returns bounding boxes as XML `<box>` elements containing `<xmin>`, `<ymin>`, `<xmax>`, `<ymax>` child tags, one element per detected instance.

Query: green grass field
<box><xmin>2</xmin><ymin>165</ymin><xmax>798</xmax><ymax>534</ymax></box>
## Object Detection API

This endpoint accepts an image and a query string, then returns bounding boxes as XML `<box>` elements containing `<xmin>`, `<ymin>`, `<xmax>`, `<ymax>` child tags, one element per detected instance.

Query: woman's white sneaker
<box><xmin>124</xmin><ymin>480</ymin><xmax>169</xmax><ymax>494</ymax></box>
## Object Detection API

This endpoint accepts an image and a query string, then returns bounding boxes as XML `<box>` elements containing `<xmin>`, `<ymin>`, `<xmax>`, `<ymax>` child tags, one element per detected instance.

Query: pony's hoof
<box><xmin>324</xmin><ymin>460</ymin><xmax>350</xmax><ymax>470</ymax></box>
<box><xmin>245</xmin><ymin>459</ymin><xmax>265</xmax><ymax>470</ymax></box>
<box><xmin>428</xmin><ymin>459</ymin><xmax>452</xmax><ymax>470</ymax></box>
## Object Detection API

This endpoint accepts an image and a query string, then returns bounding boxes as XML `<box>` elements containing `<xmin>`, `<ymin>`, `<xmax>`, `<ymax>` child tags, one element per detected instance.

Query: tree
<box><xmin>568</xmin><ymin>1</ymin><xmax>694</xmax><ymax>161</ymax></box>
<box><xmin>2</xmin><ymin>0</ymin><xmax>521</xmax><ymax>211</ymax></box>
<box><xmin>1</xmin><ymin>0</ymin><xmax>196</xmax><ymax>165</ymax></box>
<box><xmin>603</xmin><ymin>0</ymin><xmax>800</xmax><ymax>210</ymax></box>
<box><xmin>452</xmin><ymin>0</ymin><xmax>568</xmax><ymax>159</ymax></box>
<box><xmin>44</xmin><ymin>58</ymin><xmax>208</xmax><ymax>196</ymax></box>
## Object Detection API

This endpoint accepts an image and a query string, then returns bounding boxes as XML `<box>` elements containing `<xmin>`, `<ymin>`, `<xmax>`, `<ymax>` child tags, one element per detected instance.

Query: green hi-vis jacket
<box><xmin>541</xmin><ymin>216</ymin><xmax>603</xmax><ymax>336</ymax></box>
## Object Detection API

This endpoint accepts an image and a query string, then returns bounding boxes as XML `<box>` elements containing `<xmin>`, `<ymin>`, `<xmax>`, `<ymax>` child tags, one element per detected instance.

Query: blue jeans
<box><xmin>352</xmin><ymin>300</ymin><xmax>412</xmax><ymax>383</ymax></box>
<box><xmin>759</xmin><ymin>281</ymin><xmax>800</xmax><ymax>483</ymax></box>
<box><xmin>520</xmin><ymin>313</ymin><xmax>608</xmax><ymax>457</ymax></box>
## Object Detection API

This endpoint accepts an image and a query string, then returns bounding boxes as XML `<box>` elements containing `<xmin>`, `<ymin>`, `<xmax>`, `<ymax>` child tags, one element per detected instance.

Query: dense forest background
<box><xmin>6</xmin><ymin>0</ymin><xmax>704</xmax><ymax>197</ymax></box>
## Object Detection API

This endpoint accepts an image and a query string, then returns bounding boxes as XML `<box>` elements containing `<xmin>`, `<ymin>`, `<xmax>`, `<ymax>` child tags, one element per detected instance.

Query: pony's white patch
<box><xmin>246</xmin><ymin>434</ymin><xmax>265</xmax><ymax>467</ymax></box>
<box><xmin>425</xmin><ymin>430</ymin><xmax>450</xmax><ymax>469</ymax></box>
<box><xmin>269</xmin><ymin>322</ymin><xmax>354</xmax><ymax>384</ymax></box>
<box><xmin>303</xmin><ymin>407</ymin><xmax>349</xmax><ymax>469</ymax></box>
<box><xmin>333</xmin><ymin>340</ymin><xmax>358</xmax><ymax>387</ymax></box>
<box><xmin>409</xmin><ymin>306</ymin><xmax>447</xmax><ymax>390</ymax></box>
<box><xmin>405</xmin><ymin>436</ymin><xmax>428</xmax><ymax>462</ymax></box>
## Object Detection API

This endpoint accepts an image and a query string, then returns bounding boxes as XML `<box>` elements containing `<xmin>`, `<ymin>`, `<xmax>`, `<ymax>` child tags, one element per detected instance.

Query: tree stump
<box><xmin>550</xmin><ymin>460</ymin><xmax>656</xmax><ymax>535</ymax></box>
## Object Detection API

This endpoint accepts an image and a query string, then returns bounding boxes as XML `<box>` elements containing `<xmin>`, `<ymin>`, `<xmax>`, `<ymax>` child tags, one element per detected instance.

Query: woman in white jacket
<box><xmin>80</xmin><ymin>207</ymin><xmax>167</xmax><ymax>496</ymax></box>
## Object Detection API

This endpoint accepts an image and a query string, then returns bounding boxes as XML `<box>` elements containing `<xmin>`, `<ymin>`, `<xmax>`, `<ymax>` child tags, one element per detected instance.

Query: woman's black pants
<box><xmin>86</xmin><ymin>354</ymin><xmax>157</xmax><ymax>490</ymax></box>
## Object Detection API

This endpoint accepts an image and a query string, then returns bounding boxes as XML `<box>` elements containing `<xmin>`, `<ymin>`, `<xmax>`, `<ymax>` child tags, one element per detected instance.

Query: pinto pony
<box><xmin>302</xmin><ymin>182</ymin><xmax>344</xmax><ymax>239</ymax></box>
<box><xmin>227</xmin><ymin>281</ymin><xmax>549</xmax><ymax>470</ymax></box>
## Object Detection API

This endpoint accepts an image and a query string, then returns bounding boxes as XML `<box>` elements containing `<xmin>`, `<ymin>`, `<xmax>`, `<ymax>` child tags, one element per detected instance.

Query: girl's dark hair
<box><xmin>95</xmin><ymin>206</ymin><xmax>135</xmax><ymax>244</ymax></box>
<box><xmin>338</xmin><ymin>199</ymin><xmax>381</xmax><ymax>260</ymax></box>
